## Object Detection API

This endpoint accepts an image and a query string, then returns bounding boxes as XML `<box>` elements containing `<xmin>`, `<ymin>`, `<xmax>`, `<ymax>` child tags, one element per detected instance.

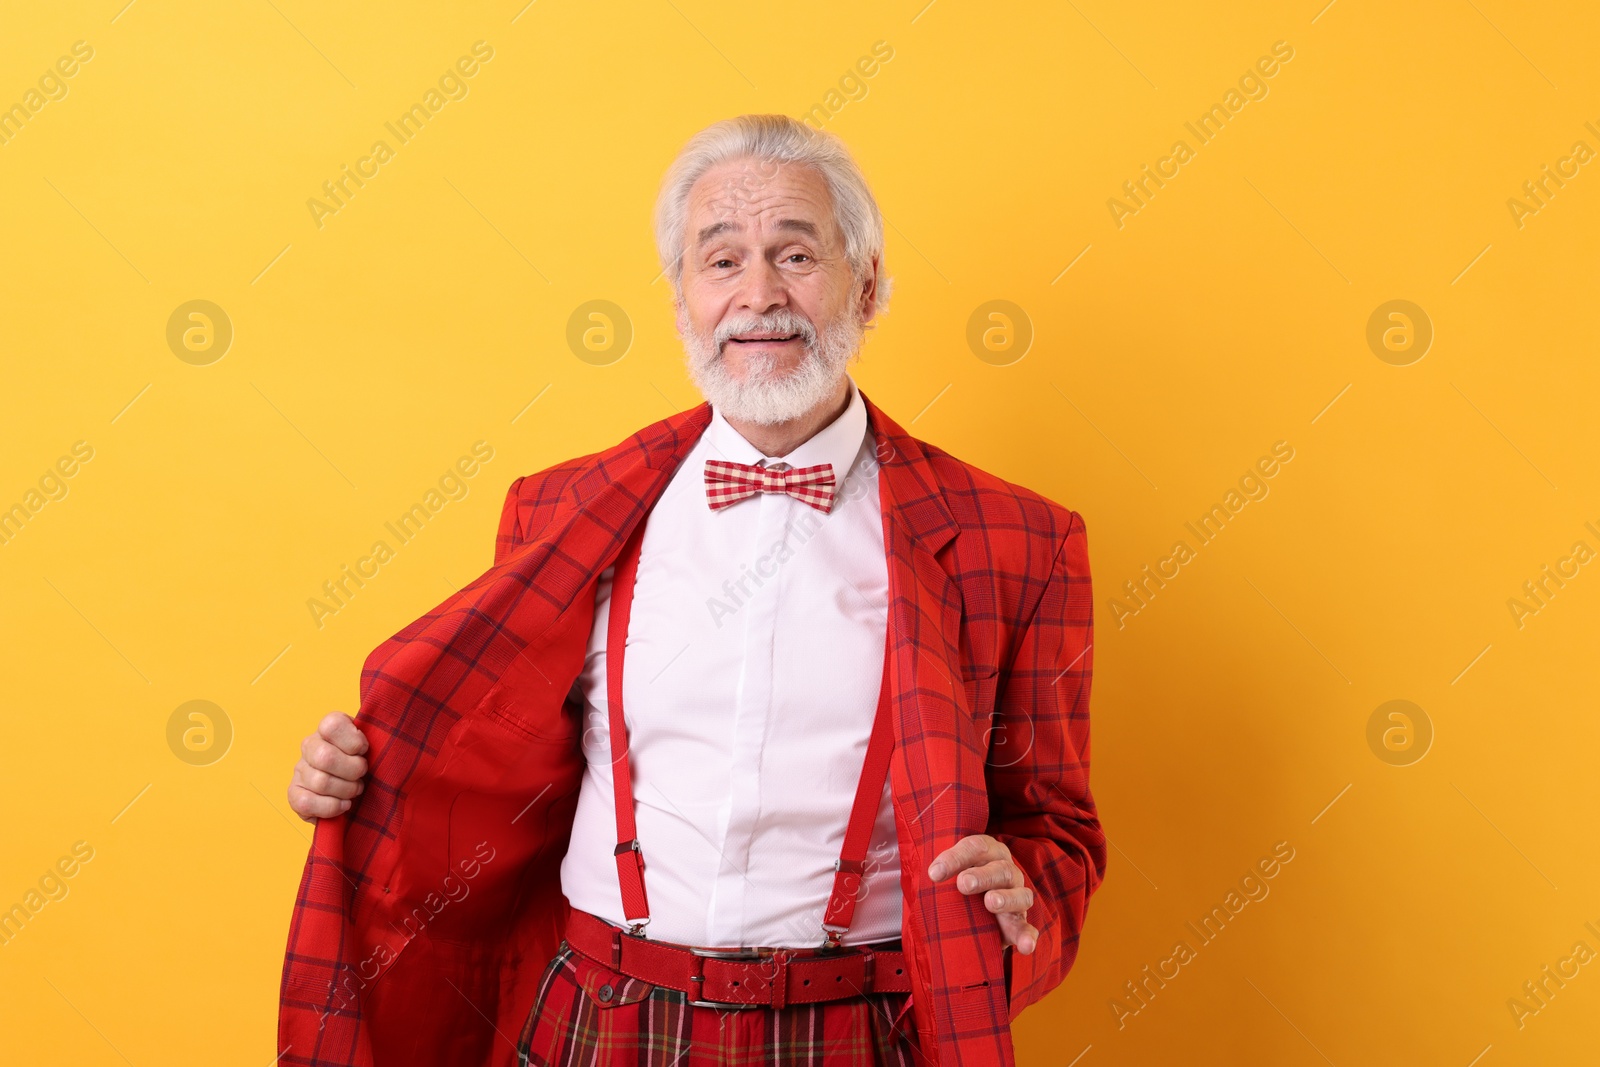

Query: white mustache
<box><xmin>714</xmin><ymin>312</ymin><xmax>818</xmax><ymax>351</ymax></box>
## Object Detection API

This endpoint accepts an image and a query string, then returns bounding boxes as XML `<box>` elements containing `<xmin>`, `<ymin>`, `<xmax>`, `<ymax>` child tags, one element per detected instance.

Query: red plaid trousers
<box><xmin>518</xmin><ymin>943</ymin><xmax>920</xmax><ymax>1067</ymax></box>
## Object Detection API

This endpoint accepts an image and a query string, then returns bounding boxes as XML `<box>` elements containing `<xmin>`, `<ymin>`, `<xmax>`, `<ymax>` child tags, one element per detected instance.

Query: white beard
<box><xmin>684</xmin><ymin>305</ymin><xmax>862</xmax><ymax>425</ymax></box>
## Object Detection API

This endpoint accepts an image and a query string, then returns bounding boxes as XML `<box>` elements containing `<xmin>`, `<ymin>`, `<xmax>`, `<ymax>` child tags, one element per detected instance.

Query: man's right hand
<box><xmin>288</xmin><ymin>712</ymin><xmax>369</xmax><ymax>822</ymax></box>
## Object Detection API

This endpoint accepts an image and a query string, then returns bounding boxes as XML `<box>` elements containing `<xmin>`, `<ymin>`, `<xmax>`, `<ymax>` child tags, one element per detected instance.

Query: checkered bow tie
<box><xmin>703</xmin><ymin>459</ymin><xmax>836</xmax><ymax>514</ymax></box>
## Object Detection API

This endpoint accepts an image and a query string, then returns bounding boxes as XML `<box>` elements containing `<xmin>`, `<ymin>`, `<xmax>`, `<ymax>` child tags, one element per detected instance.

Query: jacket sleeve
<box><xmin>494</xmin><ymin>476</ymin><xmax>526</xmax><ymax>565</ymax></box>
<box><xmin>279</xmin><ymin>467</ymin><xmax>593</xmax><ymax>1067</ymax></box>
<box><xmin>985</xmin><ymin>509</ymin><xmax>1106</xmax><ymax>1019</ymax></box>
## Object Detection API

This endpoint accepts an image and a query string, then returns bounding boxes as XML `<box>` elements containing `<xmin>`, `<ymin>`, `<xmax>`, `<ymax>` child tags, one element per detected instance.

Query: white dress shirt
<box><xmin>559</xmin><ymin>377</ymin><xmax>902</xmax><ymax>947</ymax></box>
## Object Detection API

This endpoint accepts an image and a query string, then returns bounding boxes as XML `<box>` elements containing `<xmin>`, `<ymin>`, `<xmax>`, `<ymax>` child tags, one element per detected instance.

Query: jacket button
<box><xmin>597</xmin><ymin>984</ymin><xmax>614</xmax><ymax>1003</ymax></box>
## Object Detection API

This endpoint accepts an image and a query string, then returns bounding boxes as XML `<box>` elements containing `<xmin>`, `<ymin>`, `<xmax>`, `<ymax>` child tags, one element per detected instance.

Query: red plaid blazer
<box><xmin>278</xmin><ymin>391</ymin><xmax>1105</xmax><ymax>1066</ymax></box>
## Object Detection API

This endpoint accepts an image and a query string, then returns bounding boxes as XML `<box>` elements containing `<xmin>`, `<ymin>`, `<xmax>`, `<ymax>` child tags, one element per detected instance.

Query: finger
<box><xmin>301</xmin><ymin>735</ymin><xmax>368</xmax><ymax>782</ymax></box>
<box><xmin>319</xmin><ymin>712</ymin><xmax>368</xmax><ymax>755</ymax></box>
<box><xmin>294</xmin><ymin>763</ymin><xmax>364</xmax><ymax>800</ymax></box>
<box><xmin>288</xmin><ymin>784</ymin><xmax>352</xmax><ymax>822</ymax></box>
<box><xmin>997</xmin><ymin>912</ymin><xmax>1040</xmax><ymax>955</ymax></box>
<box><xmin>982</xmin><ymin>886</ymin><xmax>1034</xmax><ymax>915</ymax></box>
<box><xmin>928</xmin><ymin>835</ymin><xmax>1002</xmax><ymax>881</ymax></box>
<box><xmin>955</xmin><ymin>859</ymin><xmax>1023</xmax><ymax>895</ymax></box>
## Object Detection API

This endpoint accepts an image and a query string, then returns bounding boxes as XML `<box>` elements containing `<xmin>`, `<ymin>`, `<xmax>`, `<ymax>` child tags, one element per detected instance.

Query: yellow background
<box><xmin>2</xmin><ymin>1</ymin><xmax>1597</xmax><ymax>1063</ymax></box>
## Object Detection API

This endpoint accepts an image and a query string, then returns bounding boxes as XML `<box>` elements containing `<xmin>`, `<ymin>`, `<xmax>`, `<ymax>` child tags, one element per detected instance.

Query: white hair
<box><xmin>652</xmin><ymin>114</ymin><xmax>892</xmax><ymax>316</ymax></box>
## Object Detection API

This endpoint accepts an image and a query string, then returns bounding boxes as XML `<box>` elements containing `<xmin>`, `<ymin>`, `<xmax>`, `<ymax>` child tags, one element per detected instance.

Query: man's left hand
<box><xmin>928</xmin><ymin>834</ymin><xmax>1038</xmax><ymax>954</ymax></box>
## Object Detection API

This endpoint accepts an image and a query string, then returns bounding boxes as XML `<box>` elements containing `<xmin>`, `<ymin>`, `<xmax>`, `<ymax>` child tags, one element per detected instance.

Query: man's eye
<box><xmin>786</xmin><ymin>254</ymin><xmax>810</xmax><ymax>264</ymax></box>
<box><xmin>712</xmin><ymin>259</ymin><xmax>734</xmax><ymax>268</ymax></box>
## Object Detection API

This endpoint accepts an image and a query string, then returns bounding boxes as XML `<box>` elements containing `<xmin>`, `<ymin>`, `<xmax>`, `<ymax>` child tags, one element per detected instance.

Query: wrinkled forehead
<box><xmin>686</xmin><ymin>157</ymin><xmax>842</xmax><ymax>244</ymax></box>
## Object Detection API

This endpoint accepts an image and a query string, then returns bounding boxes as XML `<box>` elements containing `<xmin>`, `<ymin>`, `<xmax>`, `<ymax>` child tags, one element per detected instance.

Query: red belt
<box><xmin>564</xmin><ymin>909</ymin><xmax>911</xmax><ymax>1010</ymax></box>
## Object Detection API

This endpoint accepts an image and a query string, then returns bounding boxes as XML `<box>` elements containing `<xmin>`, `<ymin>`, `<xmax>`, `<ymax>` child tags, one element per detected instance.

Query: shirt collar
<box><xmin>703</xmin><ymin>376</ymin><xmax>869</xmax><ymax>487</ymax></box>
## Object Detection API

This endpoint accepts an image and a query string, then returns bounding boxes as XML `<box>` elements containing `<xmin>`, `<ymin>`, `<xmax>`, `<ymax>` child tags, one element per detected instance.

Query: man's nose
<box><xmin>737</xmin><ymin>258</ymin><xmax>788</xmax><ymax>314</ymax></box>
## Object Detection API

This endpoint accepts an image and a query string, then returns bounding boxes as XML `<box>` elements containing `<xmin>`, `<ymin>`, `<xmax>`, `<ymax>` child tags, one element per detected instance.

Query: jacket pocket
<box><xmin>962</xmin><ymin>667</ymin><xmax>1009</xmax><ymax>762</ymax></box>
<box><xmin>971</xmin><ymin>667</ymin><xmax>1041</xmax><ymax>771</ymax></box>
<box><xmin>961</xmin><ymin>666</ymin><xmax>1000</xmax><ymax>719</ymax></box>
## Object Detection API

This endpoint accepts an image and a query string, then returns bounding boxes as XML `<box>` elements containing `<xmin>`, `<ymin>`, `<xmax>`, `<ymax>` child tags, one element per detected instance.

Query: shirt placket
<box><xmin>705</xmin><ymin>463</ymin><xmax>790</xmax><ymax>945</ymax></box>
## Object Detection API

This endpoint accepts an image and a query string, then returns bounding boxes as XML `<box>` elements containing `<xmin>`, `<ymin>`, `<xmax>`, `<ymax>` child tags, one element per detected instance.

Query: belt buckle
<box><xmin>687</xmin><ymin>945</ymin><xmax>773</xmax><ymax>1010</ymax></box>
<box><xmin>688</xmin><ymin>945</ymin><xmax>765</xmax><ymax>960</ymax></box>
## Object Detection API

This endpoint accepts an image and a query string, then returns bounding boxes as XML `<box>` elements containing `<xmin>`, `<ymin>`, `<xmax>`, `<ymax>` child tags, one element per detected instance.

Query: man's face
<box><xmin>676</xmin><ymin>157</ymin><xmax>878</xmax><ymax>424</ymax></box>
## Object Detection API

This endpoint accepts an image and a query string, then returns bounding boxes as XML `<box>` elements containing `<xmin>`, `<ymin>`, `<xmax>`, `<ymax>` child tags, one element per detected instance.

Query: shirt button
<box><xmin>597</xmin><ymin>983</ymin><xmax>614</xmax><ymax>1003</ymax></box>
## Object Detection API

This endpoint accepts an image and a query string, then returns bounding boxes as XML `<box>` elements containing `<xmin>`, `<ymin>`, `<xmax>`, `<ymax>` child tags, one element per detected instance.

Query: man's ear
<box><xmin>674</xmin><ymin>295</ymin><xmax>688</xmax><ymax>336</ymax></box>
<box><xmin>857</xmin><ymin>256</ymin><xmax>880</xmax><ymax>326</ymax></box>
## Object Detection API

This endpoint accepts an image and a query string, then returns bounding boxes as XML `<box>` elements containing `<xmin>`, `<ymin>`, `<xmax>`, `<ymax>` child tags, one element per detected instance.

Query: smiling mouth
<box><xmin>728</xmin><ymin>333</ymin><xmax>802</xmax><ymax>344</ymax></box>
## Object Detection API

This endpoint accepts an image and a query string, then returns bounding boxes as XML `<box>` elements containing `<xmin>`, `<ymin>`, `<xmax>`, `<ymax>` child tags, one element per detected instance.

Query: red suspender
<box><xmin>819</xmin><ymin>644</ymin><xmax>893</xmax><ymax>945</ymax></box>
<box><xmin>604</xmin><ymin>519</ymin><xmax>895</xmax><ymax>947</ymax></box>
<box><xmin>606</xmin><ymin>523</ymin><xmax>651</xmax><ymax>931</ymax></box>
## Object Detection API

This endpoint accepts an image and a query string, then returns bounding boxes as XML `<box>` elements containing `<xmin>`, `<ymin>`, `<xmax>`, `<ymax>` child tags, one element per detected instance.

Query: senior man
<box><xmin>278</xmin><ymin>113</ymin><xmax>1104</xmax><ymax>1067</ymax></box>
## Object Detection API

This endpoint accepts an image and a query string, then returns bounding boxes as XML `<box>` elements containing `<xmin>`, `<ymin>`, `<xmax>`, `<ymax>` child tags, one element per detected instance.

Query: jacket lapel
<box><xmin>863</xmin><ymin>391</ymin><xmax>1011</xmax><ymax>1059</ymax></box>
<box><xmin>861</xmin><ymin>390</ymin><xmax>969</xmax><ymax>851</ymax></box>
